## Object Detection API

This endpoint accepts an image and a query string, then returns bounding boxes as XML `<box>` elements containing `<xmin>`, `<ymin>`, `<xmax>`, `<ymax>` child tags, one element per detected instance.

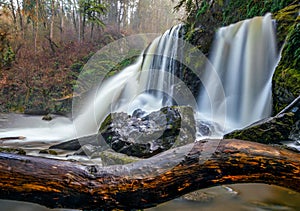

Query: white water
<box><xmin>0</xmin><ymin>25</ymin><xmax>186</xmax><ymax>144</ymax></box>
<box><xmin>197</xmin><ymin>14</ymin><xmax>278</xmax><ymax>131</ymax></box>
<box><xmin>74</xmin><ymin>25</ymin><xmax>185</xmax><ymax>137</ymax></box>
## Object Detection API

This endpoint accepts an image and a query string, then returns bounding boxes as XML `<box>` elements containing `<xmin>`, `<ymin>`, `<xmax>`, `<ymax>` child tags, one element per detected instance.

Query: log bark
<box><xmin>0</xmin><ymin>139</ymin><xmax>300</xmax><ymax>210</ymax></box>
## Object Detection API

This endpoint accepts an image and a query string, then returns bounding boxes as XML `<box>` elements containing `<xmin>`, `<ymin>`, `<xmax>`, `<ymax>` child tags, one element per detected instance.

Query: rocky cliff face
<box><xmin>273</xmin><ymin>4</ymin><xmax>300</xmax><ymax>114</ymax></box>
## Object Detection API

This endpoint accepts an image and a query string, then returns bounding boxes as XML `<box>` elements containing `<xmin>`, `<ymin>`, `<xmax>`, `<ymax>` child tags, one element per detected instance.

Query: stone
<box><xmin>225</xmin><ymin>95</ymin><xmax>300</xmax><ymax>145</ymax></box>
<box><xmin>99</xmin><ymin>106</ymin><xmax>196</xmax><ymax>158</ymax></box>
<box><xmin>93</xmin><ymin>150</ymin><xmax>141</xmax><ymax>165</ymax></box>
<box><xmin>42</xmin><ymin>114</ymin><xmax>53</xmax><ymax>121</ymax></box>
<box><xmin>49</xmin><ymin>106</ymin><xmax>196</xmax><ymax>158</ymax></box>
<box><xmin>0</xmin><ymin>147</ymin><xmax>26</xmax><ymax>155</ymax></box>
<box><xmin>50</xmin><ymin>134</ymin><xmax>102</xmax><ymax>151</ymax></box>
<box><xmin>39</xmin><ymin>149</ymin><xmax>58</xmax><ymax>155</ymax></box>
<box><xmin>272</xmin><ymin>4</ymin><xmax>300</xmax><ymax>114</ymax></box>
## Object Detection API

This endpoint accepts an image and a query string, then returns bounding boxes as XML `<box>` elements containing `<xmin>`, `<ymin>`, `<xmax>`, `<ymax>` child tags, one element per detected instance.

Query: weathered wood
<box><xmin>0</xmin><ymin>139</ymin><xmax>300</xmax><ymax>210</ymax></box>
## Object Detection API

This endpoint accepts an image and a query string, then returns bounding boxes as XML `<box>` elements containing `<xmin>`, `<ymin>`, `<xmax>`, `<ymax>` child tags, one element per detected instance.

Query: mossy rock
<box><xmin>42</xmin><ymin>114</ymin><xmax>53</xmax><ymax>121</ymax></box>
<box><xmin>39</xmin><ymin>149</ymin><xmax>58</xmax><ymax>155</ymax></box>
<box><xmin>222</xmin><ymin>0</ymin><xmax>296</xmax><ymax>26</ymax></box>
<box><xmin>224</xmin><ymin>112</ymin><xmax>296</xmax><ymax>144</ymax></box>
<box><xmin>182</xmin><ymin>190</ymin><xmax>215</xmax><ymax>202</ymax></box>
<box><xmin>225</xmin><ymin>95</ymin><xmax>300</xmax><ymax>144</ymax></box>
<box><xmin>0</xmin><ymin>147</ymin><xmax>26</xmax><ymax>155</ymax></box>
<box><xmin>274</xmin><ymin>3</ymin><xmax>300</xmax><ymax>47</ymax></box>
<box><xmin>94</xmin><ymin>150</ymin><xmax>141</xmax><ymax>165</ymax></box>
<box><xmin>272</xmin><ymin>12</ymin><xmax>300</xmax><ymax>114</ymax></box>
<box><xmin>99</xmin><ymin>106</ymin><xmax>196</xmax><ymax>158</ymax></box>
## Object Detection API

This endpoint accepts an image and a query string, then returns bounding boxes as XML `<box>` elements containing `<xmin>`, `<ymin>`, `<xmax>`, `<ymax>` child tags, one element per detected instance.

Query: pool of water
<box><xmin>150</xmin><ymin>184</ymin><xmax>300</xmax><ymax>211</ymax></box>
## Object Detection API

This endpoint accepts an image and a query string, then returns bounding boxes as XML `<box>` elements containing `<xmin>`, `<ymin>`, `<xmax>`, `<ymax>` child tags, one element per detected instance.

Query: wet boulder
<box><xmin>50</xmin><ymin>106</ymin><xmax>196</xmax><ymax>158</ymax></box>
<box><xmin>224</xmin><ymin>95</ymin><xmax>300</xmax><ymax>145</ymax></box>
<box><xmin>99</xmin><ymin>106</ymin><xmax>196</xmax><ymax>158</ymax></box>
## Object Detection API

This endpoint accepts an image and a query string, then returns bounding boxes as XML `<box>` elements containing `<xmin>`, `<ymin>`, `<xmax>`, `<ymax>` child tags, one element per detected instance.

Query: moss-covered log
<box><xmin>0</xmin><ymin>139</ymin><xmax>300</xmax><ymax>210</ymax></box>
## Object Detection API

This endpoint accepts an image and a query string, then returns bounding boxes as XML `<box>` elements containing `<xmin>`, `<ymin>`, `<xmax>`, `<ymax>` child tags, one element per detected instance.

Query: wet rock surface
<box><xmin>50</xmin><ymin>134</ymin><xmax>100</xmax><ymax>151</ymax></box>
<box><xmin>225</xmin><ymin>96</ymin><xmax>300</xmax><ymax>146</ymax></box>
<box><xmin>51</xmin><ymin>106</ymin><xmax>196</xmax><ymax>159</ymax></box>
<box><xmin>272</xmin><ymin>4</ymin><xmax>300</xmax><ymax>114</ymax></box>
<box><xmin>99</xmin><ymin>106</ymin><xmax>196</xmax><ymax>158</ymax></box>
<box><xmin>0</xmin><ymin>147</ymin><xmax>26</xmax><ymax>155</ymax></box>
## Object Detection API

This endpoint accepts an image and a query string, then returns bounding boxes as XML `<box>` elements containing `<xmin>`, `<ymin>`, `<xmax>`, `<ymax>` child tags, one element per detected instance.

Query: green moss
<box><xmin>39</xmin><ymin>149</ymin><xmax>58</xmax><ymax>155</ymax></box>
<box><xmin>273</xmin><ymin>20</ymin><xmax>300</xmax><ymax>114</ymax></box>
<box><xmin>222</xmin><ymin>0</ymin><xmax>296</xmax><ymax>26</ymax></box>
<box><xmin>196</xmin><ymin>1</ymin><xmax>209</xmax><ymax>19</ymax></box>
<box><xmin>96</xmin><ymin>150</ymin><xmax>141</xmax><ymax>165</ymax></box>
<box><xmin>70</xmin><ymin>62</ymin><xmax>84</xmax><ymax>73</ymax></box>
<box><xmin>106</xmin><ymin>55</ymin><xmax>138</xmax><ymax>78</ymax></box>
<box><xmin>2</xmin><ymin>46</ymin><xmax>15</xmax><ymax>67</ymax></box>
<box><xmin>99</xmin><ymin>113</ymin><xmax>112</xmax><ymax>132</ymax></box>
<box><xmin>224</xmin><ymin>113</ymin><xmax>296</xmax><ymax>144</ymax></box>
<box><xmin>274</xmin><ymin>4</ymin><xmax>300</xmax><ymax>47</ymax></box>
<box><xmin>0</xmin><ymin>147</ymin><xmax>26</xmax><ymax>155</ymax></box>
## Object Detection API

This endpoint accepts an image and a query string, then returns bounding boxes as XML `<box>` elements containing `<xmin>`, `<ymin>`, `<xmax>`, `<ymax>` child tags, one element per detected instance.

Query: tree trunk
<box><xmin>16</xmin><ymin>0</ymin><xmax>24</xmax><ymax>38</ymax></box>
<box><xmin>9</xmin><ymin>0</ymin><xmax>17</xmax><ymax>25</ymax></box>
<box><xmin>91</xmin><ymin>22</ymin><xmax>94</xmax><ymax>40</ymax></box>
<box><xmin>82</xmin><ymin>14</ymin><xmax>86</xmax><ymax>42</ymax></box>
<box><xmin>78</xmin><ymin>14</ymin><xmax>81</xmax><ymax>42</ymax></box>
<box><xmin>59</xmin><ymin>0</ymin><xmax>64</xmax><ymax>42</ymax></box>
<box><xmin>50</xmin><ymin>0</ymin><xmax>55</xmax><ymax>40</ymax></box>
<box><xmin>72</xmin><ymin>0</ymin><xmax>77</xmax><ymax>34</ymax></box>
<box><xmin>0</xmin><ymin>139</ymin><xmax>299</xmax><ymax>210</ymax></box>
<box><xmin>34</xmin><ymin>0</ymin><xmax>39</xmax><ymax>55</ymax></box>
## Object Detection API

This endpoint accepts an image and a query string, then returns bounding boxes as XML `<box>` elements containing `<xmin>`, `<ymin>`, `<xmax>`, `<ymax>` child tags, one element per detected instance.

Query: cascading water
<box><xmin>75</xmin><ymin>14</ymin><xmax>278</xmax><ymax>137</ymax></box>
<box><xmin>142</xmin><ymin>25</ymin><xmax>184</xmax><ymax>105</ymax></box>
<box><xmin>74</xmin><ymin>25</ymin><xmax>185</xmax><ymax>137</ymax></box>
<box><xmin>197</xmin><ymin>14</ymin><xmax>278</xmax><ymax>132</ymax></box>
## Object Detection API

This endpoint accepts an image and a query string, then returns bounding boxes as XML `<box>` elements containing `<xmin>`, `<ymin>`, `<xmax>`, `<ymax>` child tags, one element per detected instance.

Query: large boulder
<box><xmin>99</xmin><ymin>106</ymin><xmax>196</xmax><ymax>158</ymax></box>
<box><xmin>50</xmin><ymin>106</ymin><xmax>196</xmax><ymax>159</ymax></box>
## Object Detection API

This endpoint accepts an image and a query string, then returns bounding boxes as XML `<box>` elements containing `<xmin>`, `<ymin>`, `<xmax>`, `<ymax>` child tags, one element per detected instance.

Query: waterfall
<box><xmin>142</xmin><ymin>25</ymin><xmax>183</xmax><ymax>105</ymax></box>
<box><xmin>74</xmin><ymin>14</ymin><xmax>278</xmax><ymax>138</ymax></box>
<box><xmin>197</xmin><ymin>14</ymin><xmax>278</xmax><ymax>132</ymax></box>
<box><xmin>74</xmin><ymin>25</ymin><xmax>185</xmax><ymax>137</ymax></box>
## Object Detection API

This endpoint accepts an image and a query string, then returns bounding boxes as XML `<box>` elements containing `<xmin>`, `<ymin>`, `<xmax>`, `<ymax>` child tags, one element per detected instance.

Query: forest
<box><xmin>0</xmin><ymin>0</ymin><xmax>180</xmax><ymax>113</ymax></box>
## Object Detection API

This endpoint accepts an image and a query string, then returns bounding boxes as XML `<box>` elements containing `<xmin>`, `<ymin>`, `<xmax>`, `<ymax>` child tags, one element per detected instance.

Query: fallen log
<box><xmin>0</xmin><ymin>139</ymin><xmax>300</xmax><ymax>210</ymax></box>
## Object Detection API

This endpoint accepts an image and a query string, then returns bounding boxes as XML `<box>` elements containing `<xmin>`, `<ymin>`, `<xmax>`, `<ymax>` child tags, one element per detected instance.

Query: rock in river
<box><xmin>99</xmin><ymin>106</ymin><xmax>196</xmax><ymax>158</ymax></box>
<box><xmin>51</xmin><ymin>106</ymin><xmax>196</xmax><ymax>158</ymax></box>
